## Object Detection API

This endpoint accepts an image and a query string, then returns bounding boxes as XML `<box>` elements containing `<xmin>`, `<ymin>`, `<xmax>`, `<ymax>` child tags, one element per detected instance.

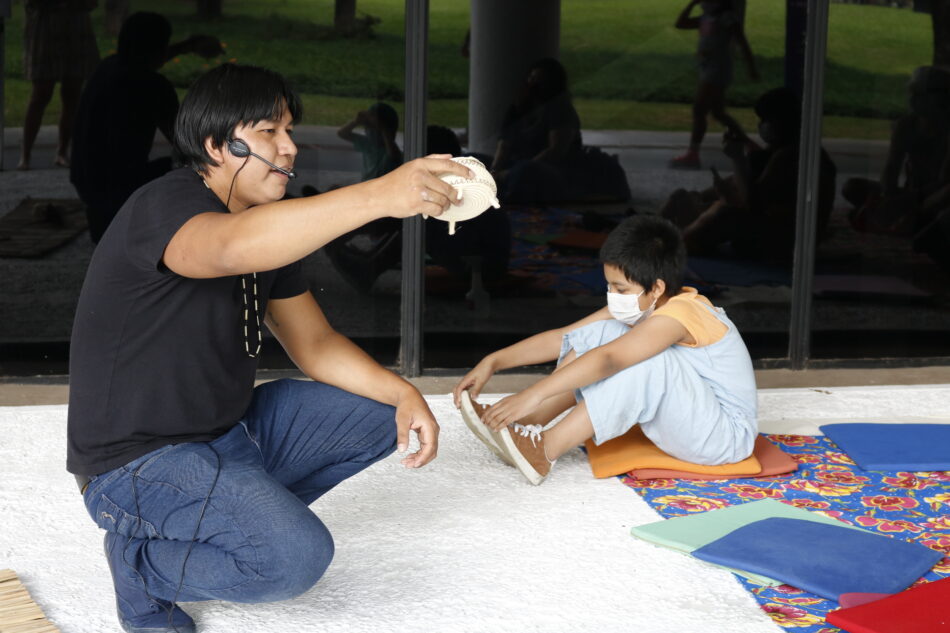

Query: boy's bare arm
<box><xmin>481</xmin><ymin>315</ymin><xmax>688</xmax><ymax>429</ymax></box>
<box><xmin>451</xmin><ymin>306</ymin><xmax>612</xmax><ymax>405</ymax></box>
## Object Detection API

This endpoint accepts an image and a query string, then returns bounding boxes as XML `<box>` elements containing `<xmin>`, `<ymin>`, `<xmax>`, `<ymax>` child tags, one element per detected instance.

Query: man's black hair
<box><xmin>599</xmin><ymin>215</ymin><xmax>686</xmax><ymax>297</ymax></box>
<box><xmin>174</xmin><ymin>63</ymin><xmax>303</xmax><ymax>173</ymax></box>
<box><xmin>117</xmin><ymin>12</ymin><xmax>171</xmax><ymax>69</ymax></box>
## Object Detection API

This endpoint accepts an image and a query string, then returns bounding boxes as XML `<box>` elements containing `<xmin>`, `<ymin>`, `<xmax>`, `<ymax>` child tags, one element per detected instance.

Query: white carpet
<box><xmin>2</xmin><ymin>385</ymin><xmax>949</xmax><ymax>633</ymax></box>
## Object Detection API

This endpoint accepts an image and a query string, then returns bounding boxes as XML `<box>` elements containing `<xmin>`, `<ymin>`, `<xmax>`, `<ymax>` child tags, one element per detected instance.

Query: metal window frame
<box><xmin>400</xmin><ymin>0</ymin><xmax>429</xmax><ymax>377</ymax></box>
<box><xmin>787</xmin><ymin>0</ymin><xmax>830</xmax><ymax>369</ymax></box>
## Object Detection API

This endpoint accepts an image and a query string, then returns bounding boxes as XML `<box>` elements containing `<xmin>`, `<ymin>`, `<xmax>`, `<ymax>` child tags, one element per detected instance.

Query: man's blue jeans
<box><xmin>81</xmin><ymin>379</ymin><xmax>397</xmax><ymax>603</ymax></box>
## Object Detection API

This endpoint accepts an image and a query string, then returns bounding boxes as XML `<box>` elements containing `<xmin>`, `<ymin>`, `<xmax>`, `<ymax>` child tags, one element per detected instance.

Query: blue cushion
<box><xmin>820</xmin><ymin>423</ymin><xmax>950</xmax><ymax>471</ymax></box>
<box><xmin>691</xmin><ymin>517</ymin><xmax>943</xmax><ymax>601</ymax></box>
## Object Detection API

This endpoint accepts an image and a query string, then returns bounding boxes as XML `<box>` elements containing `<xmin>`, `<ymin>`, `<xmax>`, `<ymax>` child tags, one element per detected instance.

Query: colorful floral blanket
<box><xmin>508</xmin><ymin>206</ymin><xmax>606</xmax><ymax>295</ymax></box>
<box><xmin>623</xmin><ymin>433</ymin><xmax>950</xmax><ymax>632</ymax></box>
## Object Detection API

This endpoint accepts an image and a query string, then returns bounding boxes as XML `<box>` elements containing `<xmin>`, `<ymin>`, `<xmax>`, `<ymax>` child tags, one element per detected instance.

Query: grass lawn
<box><xmin>1</xmin><ymin>0</ymin><xmax>931</xmax><ymax>140</ymax></box>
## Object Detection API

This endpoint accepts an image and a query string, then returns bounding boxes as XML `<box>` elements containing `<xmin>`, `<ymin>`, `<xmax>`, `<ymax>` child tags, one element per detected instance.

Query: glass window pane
<box><xmin>812</xmin><ymin>1</ymin><xmax>950</xmax><ymax>360</ymax></box>
<box><xmin>0</xmin><ymin>1</ymin><xmax>406</xmax><ymax>373</ymax></box>
<box><xmin>421</xmin><ymin>0</ymin><xmax>801</xmax><ymax>371</ymax></box>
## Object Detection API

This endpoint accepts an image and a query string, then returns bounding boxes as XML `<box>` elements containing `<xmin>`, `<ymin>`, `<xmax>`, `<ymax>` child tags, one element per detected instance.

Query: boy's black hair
<box><xmin>174</xmin><ymin>63</ymin><xmax>303</xmax><ymax>173</ymax></box>
<box><xmin>599</xmin><ymin>215</ymin><xmax>686</xmax><ymax>297</ymax></box>
<box><xmin>369</xmin><ymin>102</ymin><xmax>399</xmax><ymax>135</ymax></box>
<box><xmin>426</xmin><ymin>124</ymin><xmax>462</xmax><ymax>156</ymax></box>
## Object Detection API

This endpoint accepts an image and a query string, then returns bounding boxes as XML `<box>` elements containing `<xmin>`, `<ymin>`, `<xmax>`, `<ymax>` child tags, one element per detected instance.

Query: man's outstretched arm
<box><xmin>163</xmin><ymin>156</ymin><xmax>471</xmax><ymax>279</ymax></box>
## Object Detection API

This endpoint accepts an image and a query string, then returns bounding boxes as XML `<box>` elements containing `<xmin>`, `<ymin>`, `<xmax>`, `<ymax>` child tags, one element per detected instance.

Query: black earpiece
<box><xmin>227</xmin><ymin>138</ymin><xmax>251</xmax><ymax>158</ymax></box>
<box><xmin>226</xmin><ymin>138</ymin><xmax>296</xmax><ymax>179</ymax></box>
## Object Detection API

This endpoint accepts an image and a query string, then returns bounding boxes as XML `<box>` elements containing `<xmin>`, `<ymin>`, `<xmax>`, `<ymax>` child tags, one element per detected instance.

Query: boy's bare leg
<box><xmin>518</xmin><ymin>346</ymin><xmax>579</xmax><ymax>427</ymax></box>
<box><xmin>542</xmin><ymin>399</ymin><xmax>595</xmax><ymax>461</ymax></box>
<box><xmin>520</xmin><ymin>390</ymin><xmax>576</xmax><ymax>428</ymax></box>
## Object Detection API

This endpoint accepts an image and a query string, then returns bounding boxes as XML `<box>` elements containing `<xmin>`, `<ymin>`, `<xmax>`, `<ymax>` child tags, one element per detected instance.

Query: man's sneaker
<box><xmin>104</xmin><ymin>532</ymin><xmax>196</xmax><ymax>633</ymax></box>
<box><xmin>493</xmin><ymin>423</ymin><xmax>554</xmax><ymax>485</ymax></box>
<box><xmin>459</xmin><ymin>390</ymin><xmax>513</xmax><ymax>466</ymax></box>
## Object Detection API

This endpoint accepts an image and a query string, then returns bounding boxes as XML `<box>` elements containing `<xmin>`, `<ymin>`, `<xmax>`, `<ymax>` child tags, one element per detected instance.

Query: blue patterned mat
<box><xmin>623</xmin><ymin>433</ymin><xmax>950</xmax><ymax>631</ymax></box>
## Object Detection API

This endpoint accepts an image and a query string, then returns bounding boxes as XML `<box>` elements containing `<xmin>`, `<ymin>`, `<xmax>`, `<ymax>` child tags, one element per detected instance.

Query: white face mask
<box><xmin>607</xmin><ymin>289</ymin><xmax>656</xmax><ymax>325</ymax></box>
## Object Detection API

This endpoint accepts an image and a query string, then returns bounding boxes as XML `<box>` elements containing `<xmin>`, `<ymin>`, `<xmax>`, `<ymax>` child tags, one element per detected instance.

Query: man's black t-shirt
<box><xmin>67</xmin><ymin>168</ymin><xmax>308</xmax><ymax>475</ymax></box>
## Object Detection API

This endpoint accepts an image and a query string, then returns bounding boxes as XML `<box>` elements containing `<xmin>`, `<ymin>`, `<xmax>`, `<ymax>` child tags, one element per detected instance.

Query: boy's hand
<box><xmin>452</xmin><ymin>358</ymin><xmax>496</xmax><ymax>407</ymax></box>
<box><xmin>394</xmin><ymin>392</ymin><xmax>440</xmax><ymax>468</ymax></box>
<box><xmin>481</xmin><ymin>389</ymin><xmax>543</xmax><ymax>431</ymax></box>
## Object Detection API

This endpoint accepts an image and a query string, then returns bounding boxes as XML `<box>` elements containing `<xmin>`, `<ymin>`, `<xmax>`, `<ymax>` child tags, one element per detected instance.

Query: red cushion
<box><xmin>826</xmin><ymin>577</ymin><xmax>950</xmax><ymax>632</ymax></box>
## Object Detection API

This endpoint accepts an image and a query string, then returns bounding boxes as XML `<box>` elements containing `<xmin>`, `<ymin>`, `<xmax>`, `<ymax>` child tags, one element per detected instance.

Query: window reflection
<box><xmin>423</xmin><ymin>0</ymin><xmax>801</xmax><ymax>367</ymax></box>
<box><xmin>812</xmin><ymin>2</ymin><xmax>950</xmax><ymax>358</ymax></box>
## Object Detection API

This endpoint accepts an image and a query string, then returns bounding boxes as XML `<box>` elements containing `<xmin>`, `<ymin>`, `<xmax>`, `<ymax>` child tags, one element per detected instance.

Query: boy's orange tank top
<box><xmin>652</xmin><ymin>287</ymin><xmax>728</xmax><ymax>348</ymax></box>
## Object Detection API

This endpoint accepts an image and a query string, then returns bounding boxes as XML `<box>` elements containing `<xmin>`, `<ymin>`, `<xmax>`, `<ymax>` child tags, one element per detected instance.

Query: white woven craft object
<box><xmin>434</xmin><ymin>156</ymin><xmax>500</xmax><ymax>235</ymax></box>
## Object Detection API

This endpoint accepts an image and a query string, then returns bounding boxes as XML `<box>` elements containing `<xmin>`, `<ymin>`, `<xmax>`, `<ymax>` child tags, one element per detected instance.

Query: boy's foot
<box><xmin>458</xmin><ymin>390</ymin><xmax>513</xmax><ymax>466</ymax></box>
<box><xmin>104</xmin><ymin>532</ymin><xmax>196</xmax><ymax>633</ymax></box>
<box><xmin>493</xmin><ymin>423</ymin><xmax>554</xmax><ymax>485</ymax></box>
<box><xmin>669</xmin><ymin>150</ymin><xmax>701</xmax><ymax>169</ymax></box>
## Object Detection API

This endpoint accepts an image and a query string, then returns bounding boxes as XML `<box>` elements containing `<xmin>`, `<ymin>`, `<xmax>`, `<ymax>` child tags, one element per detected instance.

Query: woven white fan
<box><xmin>433</xmin><ymin>156</ymin><xmax>500</xmax><ymax>235</ymax></box>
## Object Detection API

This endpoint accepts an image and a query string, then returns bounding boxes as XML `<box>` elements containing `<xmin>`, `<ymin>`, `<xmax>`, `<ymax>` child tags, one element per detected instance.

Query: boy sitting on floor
<box><xmin>452</xmin><ymin>215</ymin><xmax>757</xmax><ymax>484</ymax></box>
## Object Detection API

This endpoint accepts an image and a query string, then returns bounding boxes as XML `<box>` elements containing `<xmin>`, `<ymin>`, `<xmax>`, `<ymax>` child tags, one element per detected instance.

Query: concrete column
<box><xmin>467</xmin><ymin>0</ymin><xmax>560</xmax><ymax>156</ymax></box>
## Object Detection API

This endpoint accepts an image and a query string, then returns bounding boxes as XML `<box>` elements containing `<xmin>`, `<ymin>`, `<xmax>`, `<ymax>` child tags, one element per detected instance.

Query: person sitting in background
<box><xmin>490</xmin><ymin>58</ymin><xmax>585</xmax><ymax>203</ymax></box>
<box><xmin>325</xmin><ymin>124</ymin><xmax>512</xmax><ymax>293</ymax></box>
<box><xmin>70</xmin><ymin>11</ymin><xmax>223</xmax><ymax>243</ymax></box>
<box><xmin>337</xmin><ymin>102</ymin><xmax>404</xmax><ymax>182</ymax></box>
<box><xmin>324</xmin><ymin>102</ymin><xmax>405</xmax><ymax>292</ymax></box>
<box><xmin>663</xmin><ymin>87</ymin><xmax>836</xmax><ymax>265</ymax></box>
<box><xmin>425</xmin><ymin>125</ymin><xmax>511</xmax><ymax>284</ymax></box>
<box><xmin>490</xmin><ymin>58</ymin><xmax>630</xmax><ymax>204</ymax></box>
<box><xmin>843</xmin><ymin>66</ymin><xmax>950</xmax><ymax>236</ymax></box>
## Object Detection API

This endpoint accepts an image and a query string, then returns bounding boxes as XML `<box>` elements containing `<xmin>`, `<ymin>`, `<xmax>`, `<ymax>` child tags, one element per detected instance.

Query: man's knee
<box><xmin>254</xmin><ymin>517</ymin><xmax>335</xmax><ymax>602</ymax></box>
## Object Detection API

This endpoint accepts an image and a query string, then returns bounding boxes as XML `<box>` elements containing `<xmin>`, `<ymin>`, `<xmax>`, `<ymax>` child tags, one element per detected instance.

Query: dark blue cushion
<box><xmin>692</xmin><ymin>517</ymin><xmax>943</xmax><ymax>601</ymax></box>
<box><xmin>820</xmin><ymin>423</ymin><xmax>950</xmax><ymax>471</ymax></box>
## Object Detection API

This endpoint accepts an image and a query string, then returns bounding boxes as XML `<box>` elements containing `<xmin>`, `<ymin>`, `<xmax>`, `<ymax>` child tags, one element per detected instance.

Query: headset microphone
<box><xmin>227</xmin><ymin>138</ymin><xmax>297</xmax><ymax>179</ymax></box>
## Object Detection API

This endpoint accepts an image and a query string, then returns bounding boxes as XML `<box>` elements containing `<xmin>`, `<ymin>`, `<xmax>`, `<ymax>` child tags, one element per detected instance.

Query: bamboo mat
<box><xmin>0</xmin><ymin>570</ymin><xmax>60</xmax><ymax>633</ymax></box>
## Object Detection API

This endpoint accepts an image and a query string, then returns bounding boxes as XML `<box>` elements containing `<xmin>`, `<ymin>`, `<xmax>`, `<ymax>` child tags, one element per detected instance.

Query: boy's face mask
<box><xmin>607</xmin><ymin>289</ymin><xmax>656</xmax><ymax>325</ymax></box>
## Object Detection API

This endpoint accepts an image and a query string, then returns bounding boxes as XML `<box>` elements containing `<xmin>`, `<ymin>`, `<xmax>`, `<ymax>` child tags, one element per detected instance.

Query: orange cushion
<box><xmin>585</xmin><ymin>425</ymin><xmax>762</xmax><ymax>479</ymax></box>
<box><xmin>629</xmin><ymin>436</ymin><xmax>797</xmax><ymax>480</ymax></box>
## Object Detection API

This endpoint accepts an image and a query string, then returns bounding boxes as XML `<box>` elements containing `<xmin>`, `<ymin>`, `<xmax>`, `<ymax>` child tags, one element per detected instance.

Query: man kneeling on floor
<box><xmin>66</xmin><ymin>63</ymin><xmax>472</xmax><ymax>633</ymax></box>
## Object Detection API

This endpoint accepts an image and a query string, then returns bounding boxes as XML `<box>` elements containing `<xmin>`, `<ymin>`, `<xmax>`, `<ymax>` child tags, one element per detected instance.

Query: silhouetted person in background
<box><xmin>70</xmin><ymin>12</ymin><xmax>222</xmax><ymax>243</ymax></box>
<box><xmin>425</xmin><ymin>125</ymin><xmax>511</xmax><ymax>284</ymax></box>
<box><xmin>491</xmin><ymin>58</ymin><xmax>585</xmax><ymax>203</ymax></box>
<box><xmin>337</xmin><ymin>102</ymin><xmax>404</xmax><ymax>181</ymax></box>
<box><xmin>325</xmin><ymin>124</ymin><xmax>513</xmax><ymax>293</ymax></box>
<box><xmin>490</xmin><ymin>58</ymin><xmax>629</xmax><ymax>204</ymax></box>
<box><xmin>670</xmin><ymin>0</ymin><xmax>759</xmax><ymax>169</ymax></box>
<box><xmin>843</xmin><ymin>66</ymin><xmax>950</xmax><ymax>236</ymax></box>
<box><xmin>665</xmin><ymin>87</ymin><xmax>836</xmax><ymax>264</ymax></box>
<box><xmin>325</xmin><ymin>102</ymin><xmax>405</xmax><ymax>292</ymax></box>
<box><xmin>18</xmin><ymin>0</ymin><xmax>99</xmax><ymax>170</ymax></box>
